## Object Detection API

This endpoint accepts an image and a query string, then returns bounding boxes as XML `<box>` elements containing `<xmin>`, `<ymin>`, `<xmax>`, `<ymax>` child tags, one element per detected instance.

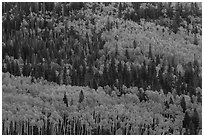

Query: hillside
<box><xmin>2</xmin><ymin>72</ymin><xmax>202</xmax><ymax>135</ymax></box>
<box><xmin>2</xmin><ymin>2</ymin><xmax>202</xmax><ymax>135</ymax></box>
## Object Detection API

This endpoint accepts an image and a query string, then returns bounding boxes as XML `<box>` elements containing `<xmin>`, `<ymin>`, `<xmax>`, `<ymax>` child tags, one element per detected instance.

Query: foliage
<box><xmin>2</xmin><ymin>73</ymin><xmax>202</xmax><ymax>135</ymax></box>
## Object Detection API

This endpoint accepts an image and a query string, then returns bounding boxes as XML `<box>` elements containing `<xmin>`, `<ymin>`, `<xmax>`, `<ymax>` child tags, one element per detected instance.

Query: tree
<box><xmin>70</xmin><ymin>98</ymin><xmax>74</xmax><ymax>106</ymax></box>
<box><xmin>63</xmin><ymin>67</ymin><xmax>68</xmax><ymax>85</ymax></box>
<box><xmin>22</xmin><ymin>63</ymin><xmax>28</xmax><ymax>76</ymax></box>
<box><xmin>125</xmin><ymin>49</ymin><xmax>130</xmax><ymax>60</ymax></box>
<box><xmin>63</xmin><ymin>92</ymin><xmax>68</xmax><ymax>107</ymax></box>
<box><xmin>172</xmin><ymin>3</ymin><xmax>182</xmax><ymax>33</ymax></box>
<box><xmin>192</xmin><ymin>108</ymin><xmax>199</xmax><ymax>134</ymax></box>
<box><xmin>180</xmin><ymin>96</ymin><xmax>186</xmax><ymax>113</ymax></box>
<box><xmin>148</xmin><ymin>44</ymin><xmax>153</xmax><ymax>59</ymax></box>
<box><xmin>189</xmin><ymin>119</ymin><xmax>195</xmax><ymax>135</ymax></box>
<box><xmin>79</xmin><ymin>90</ymin><xmax>84</xmax><ymax>103</ymax></box>
<box><xmin>169</xmin><ymin>96</ymin><xmax>174</xmax><ymax>104</ymax></box>
<box><xmin>183</xmin><ymin>111</ymin><xmax>190</xmax><ymax>129</ymax></box>
<box><xmin>15</xmin><ymin>61</ymin><xmax>21</xmax><ymax>76</ymax></box>
<box><xmin>197</xmin><ymin>92</ymin><xmax>202</xmax><ymax>103</ymax></box>
<box><xmin>109</xmin><ymin>56</ymin><xmax>116</xmax><ymax>87</ymax></box>
<box><xmin>193</xmin><ymin>33</ymin><xmax>199</xmax><ymax>45</ymax></box>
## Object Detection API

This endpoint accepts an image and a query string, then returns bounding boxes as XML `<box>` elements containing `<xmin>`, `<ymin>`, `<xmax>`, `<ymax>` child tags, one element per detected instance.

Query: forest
<box><xmin>2</xmin><ymin>2</ymin><xmax>202</xmax><ymax>135</ymax></box>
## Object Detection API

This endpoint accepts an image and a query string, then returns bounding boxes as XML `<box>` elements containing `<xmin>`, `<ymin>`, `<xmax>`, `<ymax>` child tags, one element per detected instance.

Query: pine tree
<box><xmin>31</xmin><ymin>76</ymin><xmax>35</xmax><ymax>83</ymax></box>
<box><xmin>148</xmin><ymin>44</ymin><xmax>153</xmax><ymax>59</ymax></box>
<box><xmin>79</xmin><ymin>90</ymin><xmax>84</xmax><ymax>103</ymax></box>
<box><xmin>133</xmin><ymin>40</ymin><xmax>137</xmax><ymax>49</ymax></box>
<box><xmin>125</xmin><ymin>49</ymin><xmax>130</xmax><ymax>60</ymax></box>
<box><xmin>15</xmin><ymin>61</ymin><xmax>21</xmax><ymax>76</ymax></box>
<box><xmin>183</xmin><ymin>111</ymin><xmax>190</xmax><ymax>129</ymax></box>
<box><xmin>63</xmin><ymin>92</ymin><xmax>68</xmax><ymax>107</ymax></box>
<box><xmin>110</xmin><ymin>56</ymin><xmax>116</xmax><ymax>87</ymax></box>
<box><xmin>155</xmin><ymin>54</ymin><xmax>160</xmax><ymax>66</ymax></box>
<box><xmin>180</xmin><ymin>96</ymin><xmax>186</xmax><ymax>113</ymax></box>
<box><xmin>118</xmin><ymin>2</ymin><xmax>123</xmax><ymax>18</ymax></box>
<box><xmin>2</xmin><ymin>63</ymin><xmax>6</xmax><ymax>73</ymax></box>
<box><xmin>169</xmin><ymin>96</ymin><xmax>174</xmax><ymax>104</ymax></box>
<box><xmin>197</xmin><ymin>92</ymin><xmax>202</xmax><ymax>103</ymax></box>
<box><xmin>70</xmin><ymin>98</ymin><xmax>74</xmax><ymax>106</ymax></box>
<box><xmin>22</xmin><ymin>63</ymin><xmax>27</xmax><ymax>76</ymax></box>
<box><xmin>63</xmin><ymin>66</ymin><xmax>68</xmax><ymax>85</ymax></box>
<box><xmin>189</xmin><ymin>119</ymin><xmax>195</xmax><ymax>135</ymax></box>
<box><xmin>192</xmin><ymin>108</ymin><xmax>199</xmax><ymax>134</ymax></box>
<box><xmin>193</xmin><ymin>33</ymin><xmax>199</xmax><ymax>45</ymax></box>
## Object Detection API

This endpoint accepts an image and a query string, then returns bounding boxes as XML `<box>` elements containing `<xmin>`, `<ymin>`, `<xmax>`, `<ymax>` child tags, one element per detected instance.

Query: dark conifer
<box><xmin>79</xmin><ymin>90</ymin><xmax>84</xmax><ymax>103</ymax></box>
<box><xmin>148</xmin><ymin>44</ymin><xmax>153</xmax><ymax>59</ymax></box>
<box><xmin>192</xmin><ymin>108</ymin><xmax>200</xmax><ymax>134</ymax></box>
<box><xmin>63</xmin><ymin>92</ymin><xmax>68</xmax><ymax>107</ymax></box>
<box><xmin>180</xmin><ymin>96</ymin><xmax>186</xmax><ymax>113</ymax></box>
<box><xmin>169</xmin><ymin>96</ymin><xmax>174</xmax><ymax>104</ymax></box>
<box><xmin>183</xmin><ymin>111</ymin><xmax>190</xmax><ymax>129</ymax></box>
<box><xmin>63</xmin><ymin>67</ymin><xmax>68</xmax><ymax>85</ymax></box>
<box><xmin>15</xmin><ymin>61</ymin><xmax>21</xmax><ymax>76</ymax></box>
<box><xmin>125</xmin><ymin>49</ymin><xmax>130</xmax><ymax>60</ymax></box>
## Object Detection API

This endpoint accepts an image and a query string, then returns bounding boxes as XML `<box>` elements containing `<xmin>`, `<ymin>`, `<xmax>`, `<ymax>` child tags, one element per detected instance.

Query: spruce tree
<box><xmin>183</xmin><ymin>111</ymin><xmax>190</xmax><ymax>129</ymax></box>
<box><xmin>63</xmin><ymin>92</ymin><xmax>68</xmax><ymax>107</ymax></box>
<box><xmin>125</xmin><ymin>49</ymin><xmax>130</xmax><ymax>60</ymax></box>
<box><xmin>63</xmin><ymin>67</ymin><xmax>68</xmax><ymax>85</ymax></box>
<box><xmin>180</xmin><ymin>96</ymin><xmax>186</xmax><ymax>113</ymax></box>
<box><xmin>169</xmin><ymin>96</ymin><xmax>174</xmax><ymax>104</ymax></box>
<box><xmin>15</xmin><ymin>61</ymin><xmax>21</xmax><ymax>76</ymax></box>
<box><xmin>148</xmin><ymin>44</ymin><xmax>153</xmax><ymax>59</ymax></box>
<box><xmin>79</xmin><ymin>90</ymin><xmax>84</xmax><ymax>103</ymax></box>
<box><xmin>192</xmin><ymin>108</ymin><xmax>199</xmax><ymax>134</ymax></box>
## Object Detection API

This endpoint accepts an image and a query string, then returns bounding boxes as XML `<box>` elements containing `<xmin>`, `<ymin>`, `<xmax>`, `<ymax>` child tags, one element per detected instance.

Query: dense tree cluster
<box><xmin>2</xmin><ymin>73</ymin><xmax>202</xmax><ymax>135</ymax></box>
<box><xmin>2</xmin><ymin>3</ymin><xmax>202</xmax><ymax>135</ymax></box>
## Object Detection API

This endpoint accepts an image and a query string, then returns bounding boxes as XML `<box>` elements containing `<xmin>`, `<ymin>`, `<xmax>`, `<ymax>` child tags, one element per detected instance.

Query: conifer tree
<box><xmin>79</xmin><ymin>90</ymin><xmax>84</xmax><ymax>103</ymax></box>
<box><xmin>63</xmin><ymin>92</ymin><xmax>68</xmax><ymax>107</ymax></box>
<box><xmin>180</xmin><ymin>96</ymin><xmax>186</xmax><ymax>113</ymax></box>
<box><xmin>183</xmin><ymin>111</ymin><xmax>190</xmax><ymax>129</ymax></box>
<box><xmin>125</xmin><ymin>49</ymin><xmax>130</xmax><ymax>60</ymax></box>
<box><xmin>148</xmin><ymin>44</ymin><xmax>153</xmax><ymax>59</ymax></box>
<box><xmin>63</xmin><ymin>67</ymin><xmax>68</xmax><ymax>85</ymax></box>
<box><xmin>189</xmin><ymin>120</ymin><xmax>195</xmax><ymax>135</ymax></box>
<box><xmin>169</xmin><ymin>96</ymin><xmax>174</xmax><ymax>104</ymax></box>
<box><xmin>192</xmin><ymin>108</ymin><xmax>199</xmax><ymax>134</ymax></box>
<box><xmin>15</xmin><ymin>61</ymin><xmax>21</xmax><ymax>76</ymax></box>
<box><xmin>193</xmin><ymin>33</ymin><xmax>198</xmax><ymax>45</ymax></box>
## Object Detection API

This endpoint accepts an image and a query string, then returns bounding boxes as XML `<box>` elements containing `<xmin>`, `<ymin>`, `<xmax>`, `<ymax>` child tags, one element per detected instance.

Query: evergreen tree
<box><xmin>183</xmin><ymin>111</ymin><xmax>190</xmax><ymax>129</ymax></box>
<box><xmin>63</xmin><ymin>67</ymin><xmax>68</xmax><ymax>85</ymax></box>
<box><xmin>180</xmin><ymin>96</ymin><xmax>186</xmax><ymax>113</ymax></box>
<box><xmin>110</xmin><ymin>56</ymin><xmax>116</xmax><ymax>87</ymax></box>
<box><xmin>125</xmin><ymin>49</ymin><xmax>130</xmax><ymax>60</ymax></box>
<box><xmin>122</xmin><ymin>63</ymin><xmax>128</xmax><ymax>86</ymax></box>
<box><xmin>31</xmin><ymin>76</ymin><xmax>35</xmax><ymax>83</ymax></box>
<box><xmin>172</xmin><ymin>3</ymin><xmax>182</xmax><ymax>34</ymax></box>
<box><xmin>70</xmin><ymin>98</ymin><xmax>74</xmax><ymax>106</ymax></box>
<box><xmin>15</xmin><ymin>61</ymin><xmax>21</xmax><ymax>76</ymax></box>
<box><xmin>193</xmin><ymin>33</ymin><xmax>199</xmax><ymax>45</ymax></box>
<box><xmin>197</xmin><ymin>92</ymin><xmax>202</xmax><ymax>103</ymax></box>
<box><xmin>79</xmin><ymin>90</ymin><xmax>84</xmax><ymax>103</ymax></box>
<box><xmin>169</xmin><ymin>96</ymin><xmax>174</xmax><ymax>104</ymax></box>
<box><xmin>133</xmin><ymin>40</ymin><xmax>137</xmax><ymax>49</ymax></box>
<box><xmin>148</xmin><ymin>44</ymin><xmax>153</xmax><ymax>59</ymax></box>
<box><xmin>192</xmin><ymin>108</ymin><xmax>200</xmax><ymax>134</ymax></box>
<box><xmin>63</xmin><ymin>92</ymin><xmax>68</xmax><ymax>107</ymax></box>
<box><xmin>11</xmin><ymin>59</ymin><xmax>15</xmax><ymax>75</ymax></box>
<box><xmin>155</xmin><ymin>54</ymin><xmax>160</xmax><ymax>66</ymax></box>
<box><xmin>118</xmin><ymin>2</ymin><xmax>123</xmax><ymax>18</ymax></box>
<box><xmin>2</xmin><ymin>63</ymin><xmax>6</xmax><ymax>73</ymax></box>
<box><xmin>22</xmin><ymin>63</ymin><xmax>28</xmax><ymax>76</ymax></box>
<box><xmin>189</xmin><ymin>119</ymin><xmax>195</xmax><ymax>135</ymax></box>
